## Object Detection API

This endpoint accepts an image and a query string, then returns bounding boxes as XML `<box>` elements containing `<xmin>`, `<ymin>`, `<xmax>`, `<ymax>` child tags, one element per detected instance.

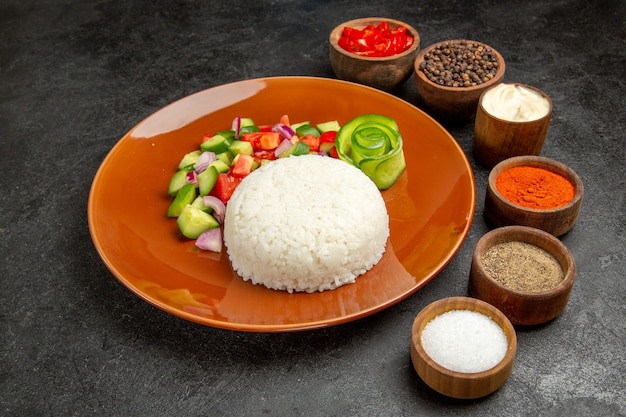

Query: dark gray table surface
<box><xmin>2</xmin><ymin>1</ymin><xmax>624</xmax><ymax>416</ymax></box>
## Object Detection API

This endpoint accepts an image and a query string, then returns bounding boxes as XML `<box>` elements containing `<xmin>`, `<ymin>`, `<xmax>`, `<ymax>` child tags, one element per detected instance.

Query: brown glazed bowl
<box><xmin>329</xmin><ymin>17</ymin><xmax>420</xmax><ymax>91</ymax></box>
<box><xmin>484</xmin><ymin>155</ymin><xmax>584</xmax><ymax>236</ymax></box>
<box><xmin>411</xmin><ymin>297</ymin><xmax>517</xmax><ymax>399</ymax></box>
<box><xmin>414</xmin><ymin>39</ymin><xmax>505</xmax><ymax>121</ymax></box>
<box><xmin>468</xmin><ymin>226</ymin><xmax>577</xmax><ymax>326</ymax></box>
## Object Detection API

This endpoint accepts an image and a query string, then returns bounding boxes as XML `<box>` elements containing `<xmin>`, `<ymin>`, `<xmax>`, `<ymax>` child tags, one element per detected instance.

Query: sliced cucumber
<box><xmin>239</xmin><ymin>117</ymin><xmax>256</xmax><ymax>127</ymax></box>
<box><xmin>358</xmin><ymin>139</ymin><xmax>406</xmax><ymax>190</ymax></box>
<box><xmin>200</xmin><ymin>134</ymin><xmax>231</xmax><ymax>154</ymax></box>
<box><xmin>209</xmin><ymin>159</ymin><xmax>230</xmax><ymax>174</ymax></box>
<box><xmin>240</xmin><ymin>125</ymin><xmax>260</xmax><ymax>134</ymax></box>
<box><xmin>228</xmin><ymin>140</ymin><xmax>254</xmax><ymax>156</ymax></box>
<box><xmin>279</xmin><ymin>141</ymin><xmax>310</xmax><ymax>158</ymax></box>
<box><xmin>168</xmin><ymin>168</ymin><xmax>191</xmax><ymax>197</ymax></box>
<box><xmin>213</xmin><ymin>130</ymin><xmax>236</xmax><ymax>141</ymax></box>
<box><xmin>215</xmin><ymin>151</ymin><xmax>233</xmax><ymax>166</ymax></box>
<box><xmin>177</xmin><ymin>205</ymin><xmax>219</xmax><ymax>239</ymax></box>
<box><xmin>295</xmin><ymin>124</ymin><xmax>320</xmax><ymax>138</ymax></box>
<box><xmin>335</xmin><ymin>114</ymin><xmax>405</xmax><ymax>189</ymax></box>
<box><xmin>191</xmin><ymin>196</ymin><xmax>209</xmax><ymax>213</ymax></box>
<box><xmin>316</xmin><ymin>120</ymin><xmax>341</xmax><ymax>133</ymax></box>
<box><xmin>197</xmin><ymin>165</ymin><xmax>218</xmax><ymax>196</ymax></box>
<box><xmin>177</xmin><ymin>150</ymin><xmax>202</xmax><ymax>169</ymax></box>
<box><xmin>290</xmin><ymin>121</ymin><xmax>309</xmax><ymax>131</ymax></box>
<box><xmin>191</xmin><ymin>196</ymin><xmax>216</xmax><ymax>214</ymax></box>
<box><xmin>167</xmin><ymin>183</ymin><xmax>196</xmax><ymax>217</ymax></box>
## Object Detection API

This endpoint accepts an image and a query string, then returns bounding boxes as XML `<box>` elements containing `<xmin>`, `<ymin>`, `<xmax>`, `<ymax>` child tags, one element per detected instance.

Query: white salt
<box><xmin>421</xmin><ymin>309</ymin><xmax>508</xmax><ymax>373</ymax></box>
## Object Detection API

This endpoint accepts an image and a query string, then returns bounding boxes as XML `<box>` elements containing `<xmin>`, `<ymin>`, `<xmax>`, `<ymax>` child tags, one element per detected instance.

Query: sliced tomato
<box><xmin>253</xmin><ymin>150</ymin><xmax>276</xmax><ymax>163</ymax></box>
<box><xmin>241</xmin><ymin>132</ymin><xmax>280</xmax><ymax>151</ymax></box>
<box><xmin>279</xmin><ymin>114</ymin><xmax>290</xmax><ymax>126</ymax></box>
<box><xmin>231</xmin><ymin>153</ymin><xmax>255</xmax><ymax>177</ymax></box>
<box><xmin>259</xmin><ymin>132</ymin><xmax>280</xmax><ymax>150</ymax></box>
<box><xmin>300</xmin><ymin>134</ymin><xmax>320</xmax><ymax>152</ymax></box>
<box><xmin>257</xmin><ymin>124</ymin><xmax>273</xmax><ymax>132</ymax></box>
<box><xmin>214</xmin><ymin>173</ymin><xmax>243</xmax><ymax>203</ymax></box>
<box><xmin>329</xmin><ymin>145</ymin><xmax>339</xmax><ymax>159</ymax></box>
<box><xmin>241</xmin><ymin>132</ymin><xmax>262</xmax><ymax>148</ymax></box>
<box><xmin>319</xmin><ymin>131</ymin><xmax>337</xmax><ymax>143</ymax></box>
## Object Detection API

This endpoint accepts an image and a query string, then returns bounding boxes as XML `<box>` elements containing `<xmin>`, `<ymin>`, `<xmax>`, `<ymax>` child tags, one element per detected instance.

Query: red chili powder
<box><xmin>495</xmin><ymin>166</ymin><xmax>575</xmax><ymax>209</ymax></box>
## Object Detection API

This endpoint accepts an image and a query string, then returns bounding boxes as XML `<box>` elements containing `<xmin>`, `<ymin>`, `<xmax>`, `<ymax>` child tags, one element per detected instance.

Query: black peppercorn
<box><xmin>419</xmin><ymin>40</ymin><xmax>500</xmax><ymax>88</ymax></box>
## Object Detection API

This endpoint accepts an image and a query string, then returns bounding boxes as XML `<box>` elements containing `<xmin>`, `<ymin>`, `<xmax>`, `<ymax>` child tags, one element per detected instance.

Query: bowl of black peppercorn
<box><xmin>414</xmin><ymin>39</ymin><xmax>505</xmax><ymax>121</ymax></box>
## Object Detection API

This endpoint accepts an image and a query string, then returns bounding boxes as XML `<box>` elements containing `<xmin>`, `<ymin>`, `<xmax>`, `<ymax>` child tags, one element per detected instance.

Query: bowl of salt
<box><xmin>410</xmin><ymin>296</ymin><xmax>516</xmax><ymax>399</ymax></box>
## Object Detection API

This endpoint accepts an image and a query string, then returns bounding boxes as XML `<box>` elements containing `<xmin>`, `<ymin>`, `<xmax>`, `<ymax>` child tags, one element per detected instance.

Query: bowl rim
<box><xmin>329</xmin><ymin>17</ymin><xmax>420</xmax><ymax>61</ymax></box>
<box><xmin>488</xmin><ymin>155</ymin><xmax>584</xmax><ymax>213</ymax></box>
<box><xmin>412</xmin><ymin>296</ymin><xmax>517</xmax><ymax>380</ymax></box>
<box><xmin>478</xmin><ymin>82</ymin><xmax>554</xmax><ymax>124</ymax></box>
<box><xmin>472</xmin><ymin>225</ymin><xmax>577</xmax><ymax>298</ymax></box>
<box><xmin>414</xmin><ymin>39</ymin><xmax>505</xmax><ymax>92</ymax></box>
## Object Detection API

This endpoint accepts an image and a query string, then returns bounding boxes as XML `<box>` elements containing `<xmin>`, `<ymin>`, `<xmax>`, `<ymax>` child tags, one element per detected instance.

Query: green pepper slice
<box><xmin>335</xmin><ymin>114</ymin><xmax>406</xmax><ymax>189</ymax></box>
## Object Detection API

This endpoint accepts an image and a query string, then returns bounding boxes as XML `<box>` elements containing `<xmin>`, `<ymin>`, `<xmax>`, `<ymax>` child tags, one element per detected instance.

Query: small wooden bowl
<box><xmin>484</xmin><ymin>155</ymin><xmax>584</xmax><ymax>236</ymax></box>
<box><xmin>414</xmin><ymin>40</ymin><xmax>505</xmax><ymax>121</ymax></box>
<box><xmin>474</xmin><ymin>83</ymin><xmax>553</xmax><ymax>168</ymax></box>
<box><xmin>411</xmin><ymin>297</ymin><xmax>517</xmax><ymax>399</ymax></box>
<box><xmin>468</xmin><ymin>225</ymin><xmax>577</xmax><ymax>325</ymax></box>
<box><xmin>329</xmin><ymin>17</ymin><xmax>420</xmax><ymax>91</ymax></box>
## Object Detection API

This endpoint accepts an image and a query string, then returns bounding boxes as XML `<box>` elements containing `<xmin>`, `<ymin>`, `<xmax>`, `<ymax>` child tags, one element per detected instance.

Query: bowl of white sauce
<box><xmin>473</xmin><ymin>83</ymin><xmax>552</xmax><ymax>168</ymax></box>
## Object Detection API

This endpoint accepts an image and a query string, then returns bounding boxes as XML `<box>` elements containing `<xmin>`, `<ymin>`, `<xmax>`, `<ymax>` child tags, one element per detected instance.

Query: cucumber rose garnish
<box><xmin>335</xmin><ymin>114</ymin><xmax>406</xmax><ymax>189</ymax></box>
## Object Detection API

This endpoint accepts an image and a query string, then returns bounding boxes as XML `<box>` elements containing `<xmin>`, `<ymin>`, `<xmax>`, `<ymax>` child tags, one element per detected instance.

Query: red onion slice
<box><xmin>272</xmin><ymin>123</ymin><xmax>295</xmax><ymax>140</ymax></box>
<box><xmin>202</xmin><ymin>195</ymin><xmax>226</xmax><ymax>224</ymax></box>
<box><xmin>194</xmin><ymin>151</ymin><xmax>216</xmax><ymax>173</ymax></box>
<box><xmin>232</xmin><ymin>116</ymin><xmax>241</xmax><ymax>139</ymax></box>
<box><xmin>274</xmin><ymin>138</ymin><xmax>293</xmax><ymax>157</ymax></box>
<box><xmin>186</xmin><ymin>170</ymin><xmax>198</xmax><ymax>185</ymax></box>
<box><xmin>195</xmin><ymin>228</ymin><xmax>222</xmax><ymax>252</ymax></box>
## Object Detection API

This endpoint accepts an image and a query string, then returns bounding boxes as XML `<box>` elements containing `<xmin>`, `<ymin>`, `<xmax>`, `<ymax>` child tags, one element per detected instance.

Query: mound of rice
<box><xmin>223</xmin><ymin>154</ymin><xmax>389</xmax><ymax>293</ymax></box>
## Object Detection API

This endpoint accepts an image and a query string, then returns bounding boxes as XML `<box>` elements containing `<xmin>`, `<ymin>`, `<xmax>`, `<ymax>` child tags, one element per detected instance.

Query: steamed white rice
<box><xmin>223</xmin><ymin>154</ymin><xmax>389</xmax><ymax>293</ymax></box>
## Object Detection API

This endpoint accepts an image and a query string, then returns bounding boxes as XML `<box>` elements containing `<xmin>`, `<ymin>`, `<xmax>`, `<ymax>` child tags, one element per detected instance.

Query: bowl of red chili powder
<box><xmin>469</xmin><ymin>225</ymin><xmax>577</xmax><ymax>325</ymax></box>
<box><xmin>484</xmin><ymin>156</ymin><xmax>584</xmax><ymax>236</ymax></box>
<box><xmin>329</xmin><ymin>17</ymin><xmax>420</xmax><ymax>91</ymax></box>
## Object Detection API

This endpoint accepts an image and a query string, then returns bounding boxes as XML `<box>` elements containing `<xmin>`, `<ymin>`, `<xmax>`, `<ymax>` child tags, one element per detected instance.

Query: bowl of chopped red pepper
<box><xmin>414</xmin><ymin>39</ymin><xmax>505</xmax><ymax>121</ymax></box>
<box><xmin>484</xmin><ymin>156</ymin><xmax>584</xmax><ymax>237</ymax></box>
<box><xmin>329</xmin><ymin>17</ymin><xmax>420</xmax><ymax>91</ymax></box>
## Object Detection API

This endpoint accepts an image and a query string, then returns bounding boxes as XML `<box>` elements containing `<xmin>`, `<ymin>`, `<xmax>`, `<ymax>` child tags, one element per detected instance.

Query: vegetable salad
<box><xmin>166</xmin><ymin>114</ymin><xmax>405</xmax><ymax>251</ymax></box>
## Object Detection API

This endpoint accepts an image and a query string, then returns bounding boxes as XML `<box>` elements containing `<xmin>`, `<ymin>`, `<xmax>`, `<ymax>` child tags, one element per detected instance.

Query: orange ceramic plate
<box><xmin>88</xmin><ymin>77</ymin><xmax>475</xmax><ymax>332</ymax></box>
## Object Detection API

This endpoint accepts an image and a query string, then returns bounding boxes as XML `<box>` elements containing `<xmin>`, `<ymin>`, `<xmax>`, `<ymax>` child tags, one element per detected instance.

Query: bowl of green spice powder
<box><xmin>469</xmin><ymin>225</ymin><xmax>576</xmax><ymax>325</ymax></box>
